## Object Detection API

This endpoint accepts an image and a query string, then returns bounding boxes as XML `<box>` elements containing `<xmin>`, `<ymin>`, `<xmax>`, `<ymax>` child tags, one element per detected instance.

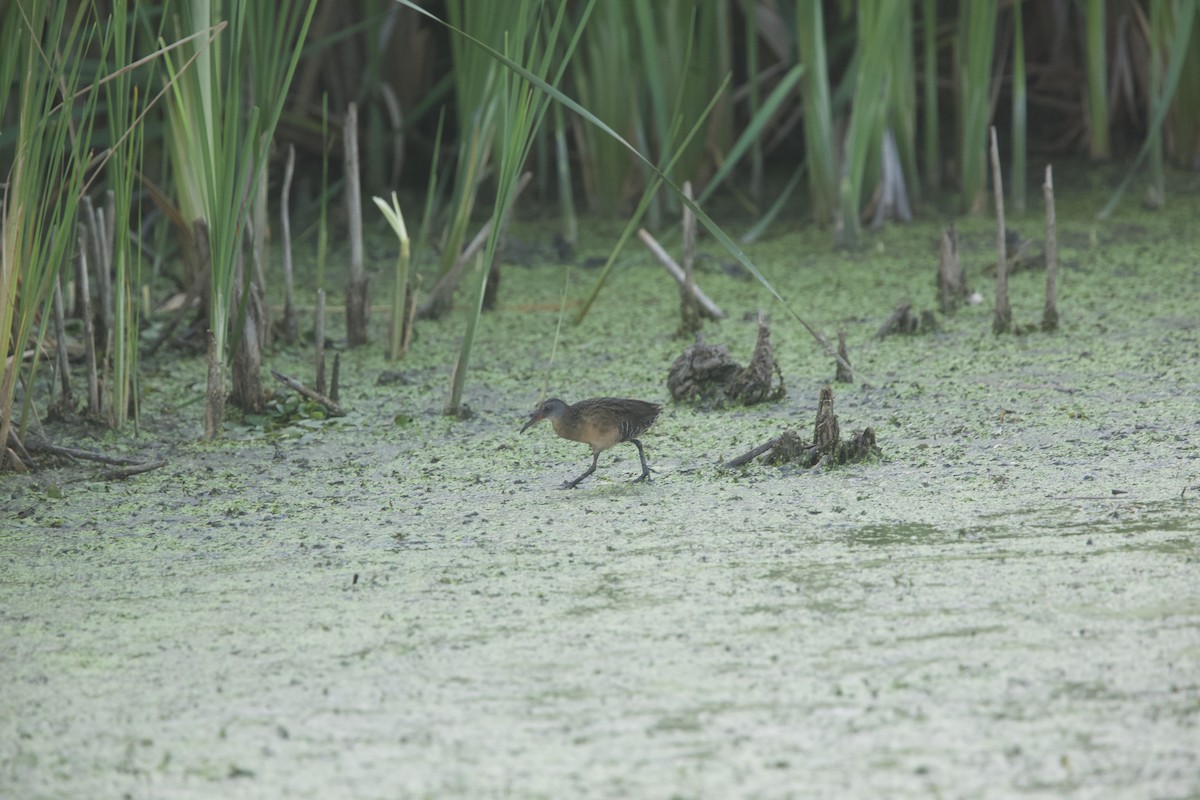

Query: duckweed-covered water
<box><xmin>3</xmin><ymin>181</ymin><xmax>1198</xmax><ymax>798</ymax></box>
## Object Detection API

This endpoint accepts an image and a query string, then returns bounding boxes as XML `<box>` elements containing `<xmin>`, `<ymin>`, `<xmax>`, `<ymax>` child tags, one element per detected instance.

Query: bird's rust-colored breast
<box><xmin>557</xmin><ymin>413</ymin><xmax>623</xmax><ymax>452</ymax></box>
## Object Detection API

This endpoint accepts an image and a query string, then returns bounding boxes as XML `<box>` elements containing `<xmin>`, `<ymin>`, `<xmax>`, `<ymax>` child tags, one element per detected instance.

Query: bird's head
<box><xmin>520</xmin><ymin>398</ymin><xmax>567</xmax><ymax>433</ymax></box>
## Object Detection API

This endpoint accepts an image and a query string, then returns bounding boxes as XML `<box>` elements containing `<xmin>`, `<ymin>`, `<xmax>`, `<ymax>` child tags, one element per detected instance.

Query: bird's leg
<box><xmin>561</xmin><ymin>451</ymin><xmax>600</xmax><ymax>489</ymax></box>
<box><xmin>630</xmin><ymin>438</ymin><xmax>652</xmax><ymax>483</ymax></box>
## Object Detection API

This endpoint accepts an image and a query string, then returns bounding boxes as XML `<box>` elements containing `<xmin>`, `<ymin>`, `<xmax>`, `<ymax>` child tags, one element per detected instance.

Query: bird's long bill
<box><xmin>519</xmin><ymin>412</ymin><xmax>543</xmax><ymax>433</ymax></box>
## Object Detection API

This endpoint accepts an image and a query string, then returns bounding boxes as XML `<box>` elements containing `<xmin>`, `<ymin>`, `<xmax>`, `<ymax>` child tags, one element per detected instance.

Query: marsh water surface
<box><xmin>4</xmin><ymin>187</ymin><xmax>1199</xmax><ymax>798</ymax></box>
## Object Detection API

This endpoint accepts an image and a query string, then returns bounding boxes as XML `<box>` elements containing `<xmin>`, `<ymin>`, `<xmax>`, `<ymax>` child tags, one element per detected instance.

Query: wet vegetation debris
<box><xmin>875</xmin><ymin>302</ymin><xmax>940</xmax><ymax>338</ymax></box>
<box><xmin>244</xmin><ymin>392</ymin><xmax>332</xmax><ymax>432</ymax></box>
<box><xmin>13</xmin><ymin>433</ymin><xmax>166</xmax><ymax>480</ymax></box>
<box><xmin>982</xmin><ymin>227</ymin><xmax>1043</xmax><ymax>276</ymax></box>
<box><xmin>376</xmin><ymin>370</ymin><xmax>413</xmax><ymax>386</ymax></box>
<box><xmin>723</xmin><ymin>385</ymin><xmax>880</xmax><ymax>471</ymax></box>
<box><xmin>666</xmin><ymin>338</ymin><xmax>739</xmax><ymax>404</ymax></box>
<box><xmin>668</xmin><ymin>316</ymin><xmax>784</xmax><ymax>407</ymax></box>
<box><xmin>936</xmin><ymin>225</ymin><xmax>970</xmax><ymax>314</ymax></box>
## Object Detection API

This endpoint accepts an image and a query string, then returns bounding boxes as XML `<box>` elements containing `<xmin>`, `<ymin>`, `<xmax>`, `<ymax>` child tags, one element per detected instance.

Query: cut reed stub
<box><xmin>835</xmin><ymin>331</ymin><xmax>854</xmax><ymax>383</ymax></box>
<box><xmin>1042</xmin><ymin>164</ymin><xmax>1060</xmax><ymax>332</ymax></box>
<box><xmin>343</xmin><ymin>102</ymin><xmax>369</xmax><ymax>347</ymax></box>
<box><xmin>990</xmin><ymin>126</ymin><xmax>1012</xmax><ymax>335</ymax></box>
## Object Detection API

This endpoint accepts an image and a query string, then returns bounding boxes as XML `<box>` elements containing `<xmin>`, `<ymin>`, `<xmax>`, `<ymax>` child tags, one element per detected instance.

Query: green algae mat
<box><xmin>3</xmin><ymin>188</ymin><xmax>1198</xmax><ymax>798</ymax></box>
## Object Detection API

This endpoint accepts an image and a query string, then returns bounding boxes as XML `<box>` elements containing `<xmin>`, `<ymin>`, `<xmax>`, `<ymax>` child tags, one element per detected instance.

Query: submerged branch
<box><xmin>270</xmin><ymin>369</ymin><xmax>347</xmax><ymax>417</ymax></box>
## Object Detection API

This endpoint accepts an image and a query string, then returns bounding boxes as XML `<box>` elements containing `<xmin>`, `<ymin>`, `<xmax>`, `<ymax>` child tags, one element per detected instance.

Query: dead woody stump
<box><xmin>723</xmin><ymin>385</ymin><xmax>880</xmax><ymax>471</ymax></box>
<box><xmin>668</xmin><ymin>315</ymin><xmax>784</xmax><ymax>408</ymax></box>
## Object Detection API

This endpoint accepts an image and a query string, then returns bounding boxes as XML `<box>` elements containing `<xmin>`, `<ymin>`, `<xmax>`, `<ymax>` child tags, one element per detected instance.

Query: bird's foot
<box><xmin>630</xmin><ymin>473</ymin><xmax>651</xmax><ymax>484</ymax></box>
<box><xmin>559</xmin><ymin>479</ymin><xmax>582</xmax><ymax>490</ymax></box>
